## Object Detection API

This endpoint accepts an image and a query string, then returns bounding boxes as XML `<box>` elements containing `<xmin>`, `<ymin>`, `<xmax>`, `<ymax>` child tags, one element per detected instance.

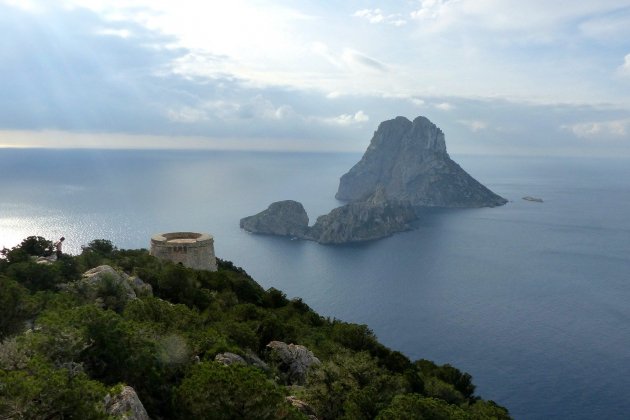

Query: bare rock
<box><xmin>286</xmin><ymin>396</ymin><xmax>318</xmax><ymax>419</ymax></box>
<box><xmin>266</xmin><ymin>341</ymin><xmax>320</xmax><ymax>385</ymax></box>
<box><xmin>240</xmin><ymin>200</ymin><xmax>309</xmax><ymax>237</ymax></box>
<box><xmin>336</xmin><ymin>116</ymin><xmax>507</xmax><ymax>208</ymax></box>
<box><xmin>128</xmin><ymin>275</ymin><xmax>153</xmax><ymax>297</ymax></box>
<box><xmin>522</xmin><ymin>196</ymin><xmax>543</xmax><ymax>203</ymax></box>
<box><xmin>79</xmin><ymin>265</ymin><xmax>137</xmax><ymax>300</ymax></box>
<box><xmin>74</xmin><ymin>265</ymin><xmax>153</xmax><ymax>301</ymax></box>
<box><xmin>243</xmin><ymin>350</ymin><xmax>270</xmax><ymax>372</ymax></box>
<box><xmin>308</xmin><ymin>187</ymin><xmax>417</xmax><ymax>244</ymax></box>
<box><xmin>215</xmin><ymin>352</ymin><xmax>247</xmax><ymax>366</ymax></box>
<box><xmin>104</xmin><ymin>385</ymin><xmax>150</xmax><ymax>420</ymax></box>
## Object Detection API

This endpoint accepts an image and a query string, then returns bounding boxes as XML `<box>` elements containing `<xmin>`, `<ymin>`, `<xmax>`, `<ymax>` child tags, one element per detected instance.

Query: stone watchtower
<box><xmin>150</xmin><ymin>232</ymin><xmax>217</xmax><ymax>271</ymax></box>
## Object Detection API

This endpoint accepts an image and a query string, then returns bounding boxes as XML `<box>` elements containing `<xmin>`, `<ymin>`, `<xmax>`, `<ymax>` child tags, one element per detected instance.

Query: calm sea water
<box><xmin>1</xmin><ymin>148</ymin><xmax>629</xmax><ymax>419</ymax></box>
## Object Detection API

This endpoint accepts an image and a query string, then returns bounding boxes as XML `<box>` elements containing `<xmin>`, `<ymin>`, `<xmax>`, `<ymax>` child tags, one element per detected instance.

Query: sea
<box><xmin>1</xmin><ymin>148</ymin><xmax>629</xmax><ymax>419</ymax></box>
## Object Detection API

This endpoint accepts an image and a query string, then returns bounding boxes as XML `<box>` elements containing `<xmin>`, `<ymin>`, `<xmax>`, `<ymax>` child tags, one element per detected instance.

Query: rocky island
<box><xmin>240</xmin><ymin>200</ymin><xmax>309</xmax><ymax>237</ymax></box>
<box><xmin>337</xmin><ymin>116</ymin><xmax>507</xmax><ymax>207</ymax></box>
<box><xmin>240</xmin><ymin>115</ymin><xmax>507</xmax><ymax>244</ymax></box>
<box><xmin>241</xmin><ymin>189</ymin><xmax>417</xmax><ymax>244</ymax></box>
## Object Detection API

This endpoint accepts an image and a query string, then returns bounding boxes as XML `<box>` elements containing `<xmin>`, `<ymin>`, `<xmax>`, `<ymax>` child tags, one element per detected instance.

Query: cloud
<box><xmin>342</xmin><ymin>49</ymin><xmax>388</xmax><ymax>72</ymax></box>
<box><xmin>562</xmin><ymin>119</ymin><xmax>630</xmax><ymax>138</ymax></box>
<box><xmin>312</xmin><ymin>43</ymin><xmax>388</xmax><ymax>73</ymax></box>
<box><xmin>458</xmin><ymin>119</ymin><xmax>487</xmax><ymax>132</ymax></box>
<box><xmin>2</xmin><ymin>1</ymin><xmax>630</xmax><ymax>157</ymax></box>
<box><xmin>435</xmin><ymin>102</ymin><xmax>454</xmax><ymax>111</ymax></box>
<box><xmin>324</xmin><ymin>111</ymin><xmax>370</xmax><ymax>126</ymax></box>
<box><xmin>410</xmin><ymin>0</ymin><xmax>451</xmax><ymax>21</ymax></box>
<box><xmin>353</xmin><ymin>8</ymin><xmax>407</xmax><ymax>26</ymax></box>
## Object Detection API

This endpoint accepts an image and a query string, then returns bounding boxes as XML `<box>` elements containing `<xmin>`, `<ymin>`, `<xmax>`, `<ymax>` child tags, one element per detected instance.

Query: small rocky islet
<box><xmin>240</xmin><ymin>115</ymin><xmax>507</xmax><ymax>244</ymax></box>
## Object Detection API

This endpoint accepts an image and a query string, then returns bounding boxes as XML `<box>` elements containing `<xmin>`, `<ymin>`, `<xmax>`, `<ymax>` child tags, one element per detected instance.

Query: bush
<box><xmin>7</xmin><ymin>262</ymin><xmax>61</xmax><ymax>292</ymax></box>
<box><xmin>0</xmin><ymin>356</ymin><xmax>109</xmax><ymax>419</ymax></box>
<box><xmin>87</xmin><ymin>239</ymin><xmax>116</xmax><ymax>256</ymax></box>
<box><xmin>16</xmin><ymin>236</ymin><xmax>53</xmax><ymax>257</ymax></box>
<box><xmin>0</xmin><ymin>277</ymin><xmax>32</xmax><ymax>338</ymax></box>
<box><xmin>415</xmin><ymin>360</ymin><xmax>476</xmax><ymax>401</ymax></box>
<box><xmin>376</xmin><ymin>394</ymin><xmax>468</xmax><ymax>420</ymax></box>
<box><xmin>174</xmin><ymin>362</ymin><xmax>298</xmax><ymax>419</ymax></box>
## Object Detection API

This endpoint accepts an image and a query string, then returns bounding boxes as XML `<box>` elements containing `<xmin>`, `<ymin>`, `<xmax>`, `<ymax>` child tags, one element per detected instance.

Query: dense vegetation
<box><xmin>0</xmin><ymin>236</ymin><xmax>511</xmax><ymax>419</ymax></box>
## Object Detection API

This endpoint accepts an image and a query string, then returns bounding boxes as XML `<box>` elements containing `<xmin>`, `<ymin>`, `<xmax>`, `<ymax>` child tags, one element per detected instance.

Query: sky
<box><xmin>1</xmin><ymin>0</ymin><xmax>630</xmax><ymax>156</ymax></box>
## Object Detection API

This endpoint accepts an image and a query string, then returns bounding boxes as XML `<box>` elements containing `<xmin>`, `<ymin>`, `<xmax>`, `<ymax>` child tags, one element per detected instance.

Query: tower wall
<box><xmin>150</xmin><ymin>232</ymin><xmax>217</xmax><ymax>271</ymax></box>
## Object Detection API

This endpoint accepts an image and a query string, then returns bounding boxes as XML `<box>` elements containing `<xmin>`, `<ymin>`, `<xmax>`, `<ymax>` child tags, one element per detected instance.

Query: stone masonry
<box><xmin>150</xmin><ymin>232</ymin><xmax>217</xmax><ymax>271</ymax></box>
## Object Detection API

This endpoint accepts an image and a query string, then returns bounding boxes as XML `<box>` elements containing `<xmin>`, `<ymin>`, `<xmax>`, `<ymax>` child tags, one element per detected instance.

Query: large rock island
<box><xmin>336</xmin><ymin>116</ymin><xmax>507</xmax><ymax>207</ymax></box>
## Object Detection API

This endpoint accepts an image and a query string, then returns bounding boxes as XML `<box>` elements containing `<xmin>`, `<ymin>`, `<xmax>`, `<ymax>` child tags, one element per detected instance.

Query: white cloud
<box><xmin>96</xmin><ymin>28</ymin><xmax>132</xmax><ymax>38</ymax></box>
<box><xmin>354</xmin><ymin>8</ymin><xmax>407</xmax><ymax>26</ymax></box>
<box><xmin>411</xmin><ymin>98</ymin><xmax>426</xmax><ymax>106</ymax></box>
<box><xmin>324</xmin><ymin>110</ymin><xmax>370</xmax><ymax>126</ymax></box>
<box><xmin>435</xmin><ymin>102</ymin><xmax>454</xmax><ymax>111</ymax></box>
<box><xmin>1</xmin><ymin>0</ymin><xmax>43</xmax><ymax>12</ymax></box>
<box><xmin>562</xmin><ymin>119</ymin><xmax>630</xmax><ymax>138</ymax></box>
<box><xmin>458</xmin><ymin>119</ymin><xmax>487</xmax><ymax>132</ymax></box>
<box><xmin>410</xmin><ymin>0</ymin><xmax>451</xmax><ymax>21</ymax></box>
<box><xmin>354</xmin><ymin>8</ymin><xmax>384</xmax><ymax>23</ymax></box>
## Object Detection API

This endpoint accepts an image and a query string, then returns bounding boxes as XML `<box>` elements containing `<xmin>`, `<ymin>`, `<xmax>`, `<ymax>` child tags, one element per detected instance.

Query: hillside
<box><xmin>0</xmin><ymin>236</ymin><xmax>510</xmax><ymax>419</ymax></box>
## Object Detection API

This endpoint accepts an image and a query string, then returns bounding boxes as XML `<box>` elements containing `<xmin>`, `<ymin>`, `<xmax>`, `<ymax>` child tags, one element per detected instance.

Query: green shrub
<box><xmin>174</xmin><ymin>362</ymin><xmax>299</xmax><ymax>420</ymax></box>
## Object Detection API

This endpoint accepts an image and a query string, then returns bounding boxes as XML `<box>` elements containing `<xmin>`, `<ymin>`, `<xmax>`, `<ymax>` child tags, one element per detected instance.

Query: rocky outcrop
<box><xmin>307</xmin><ymin>188</ymin><xmax>417</xmax><ymax>244</ymax></box>
<box><xmin>240</xmin><ymin>200</ymin><xmax>309</xmax><ymax>237</ymax></box>
<box><xmin>215</xmin><ymin>352</ymin><xmax>247</xmax><ymax>366</ymax></box>
<box><xmin>104</xmin><ymin>386</ymin><xmax>150</xmax><ymax>420</ymax></box>
<box><xmin>266</xmin><ymin>341</ymin><xmax>320</xmax><ymax>385</ymax></box>
<box><xmin>64</xmin><ymin>265</ymin><xmax>153</xmax><ymax>302</ymax></box>
<box><xmin>522</xmin><ymin>196</ymin><xmax>543</xmax><ymax>203</ymax></box>
<box><xmin>336</xmin><ymin>116</ymin><xmax>507</xmax><ymax>208</ymax></box>
<box><xmin>286</xmin><ymin>396</ymin><xmax>318</xmax><ymax>419</ymax></box>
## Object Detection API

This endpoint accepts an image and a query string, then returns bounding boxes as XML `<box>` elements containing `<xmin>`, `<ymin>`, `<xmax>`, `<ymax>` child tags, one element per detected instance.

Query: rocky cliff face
<box><xmin>336</xmin><ymin>116</ymin><xmax>507</xmax><ymax>208</ymax></box>
<box><xmin>307</xmin><ymin>188</ymin><xmax>416</xmax><ymax>244</ymax></box>
<box><xmin>239</xmin><ymin>200</ymin><xmax>309</xmax><ymax>237</ymax></box>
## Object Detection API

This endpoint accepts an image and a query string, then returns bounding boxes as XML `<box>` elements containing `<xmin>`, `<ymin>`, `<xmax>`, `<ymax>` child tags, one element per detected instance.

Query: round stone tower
<box><xmin>150</xmin><ymin>232</ymin><xmax>217</xmax><ymax>271</ymax></box>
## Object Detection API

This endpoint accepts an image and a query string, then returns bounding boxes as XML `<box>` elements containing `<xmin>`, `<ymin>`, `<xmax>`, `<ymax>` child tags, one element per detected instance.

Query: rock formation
<box><xmin>215</xmin><ymin>352</ymin><xmax>247</xmax><ymax>366</ymax></box>
<box><xmin>60</xmin><ymin>265</ymin><xmax>153</xmax><ymax>305</ymax></box>
<box><xmin>336</xmin><ymin>116</ymin><xmax>507</xmax><ymax>208</ymax></box>
<box><xmin>266</xmin><ymin>341</ymin><xmax>320</xmax><ymax>385</ymax></box>
<box><xmin>286</xmin><ymin>396</ymin><xmax>318</xmax><ymax>419</ymax></box>
<box><xmin>215</xmin><ymin>351</ymin><xmax>270</xmax><ymax>371</ymax></box>
<box><xmin>240</xmin><ymin>200</ymin><xmax>309</xmax><ymax>237</ymax></box>
<box><xmin>522</xmin><ymin>196</ymin><xmax>543</xmax><ymax>203</ymax></box>
<box><xmin>104</xmin><ymin>386</ymin><xmax>150</xmax><ymax>420</ymax></box>
<box><xmin>240</xmin><ymin>189</ymin><xmax>416</xmax><ymax>244</ymax></box>
<box><xmin>307</xmin><ymin>188</ymin><xmax>416</xmax><ymax>244</ymax></box>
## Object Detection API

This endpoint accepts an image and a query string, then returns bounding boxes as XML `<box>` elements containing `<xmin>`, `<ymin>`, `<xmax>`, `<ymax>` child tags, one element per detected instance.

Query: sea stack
<box><xmin>336</xmin><ymin>116</ymin><xmax>507</xmax><ymax>208</ymax></box>
<box><xmin>239</xmin><ymin>200</ymin><xmax>309</xmax><ymax>237</ymax></box>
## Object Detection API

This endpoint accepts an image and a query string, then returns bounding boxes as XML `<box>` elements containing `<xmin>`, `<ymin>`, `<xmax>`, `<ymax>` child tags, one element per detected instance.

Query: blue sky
<box><xmin>1</xmin><ymin>0</ymin><xmax>630</xmax><ymax>156</ymax></box>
